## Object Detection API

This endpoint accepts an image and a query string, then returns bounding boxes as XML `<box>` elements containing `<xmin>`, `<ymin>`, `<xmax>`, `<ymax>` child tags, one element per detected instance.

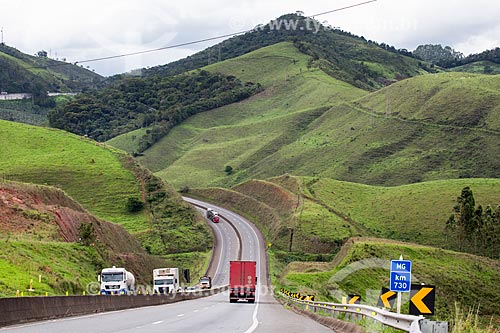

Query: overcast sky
<box><xmin>1</xmin><ymin>0</ymin><xmax>499</xmax><ymax>76</ymax></box>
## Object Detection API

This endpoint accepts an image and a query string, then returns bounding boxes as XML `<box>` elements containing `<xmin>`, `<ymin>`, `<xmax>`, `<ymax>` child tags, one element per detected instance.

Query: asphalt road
<box><xmin>1</xmin><ymin>198</ymin><xmax>331</xmax><ymax>333</ymax></box>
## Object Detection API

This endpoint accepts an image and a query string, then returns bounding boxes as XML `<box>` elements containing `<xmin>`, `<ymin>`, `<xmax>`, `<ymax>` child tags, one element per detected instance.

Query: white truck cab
<box><xmin>99</xmin><ymin>266</ymin><xmax>135</xmax><ymax>295</ymax></box>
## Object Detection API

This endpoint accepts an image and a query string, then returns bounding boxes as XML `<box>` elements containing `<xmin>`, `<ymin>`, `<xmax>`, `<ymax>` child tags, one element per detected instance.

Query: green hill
<box><xmin>145</xmin><ymin>14</ymin><xmax>429</xmax><ymax>90</ymax></box>
<box><xmin>280</xmin><ymin>238</ymin><xmax>500</xmax><ymax>319</ymax></box>
<box><xmin>188</xmin><ymin>175</ymin><xmax>500</xmax><ymax>255</ymax></box>
<box><xmin>137</xmin><ymin>42</ymin><xmax>366</xmax><ymax>187</ymax></box>
<box><xmin>449</xmin><ymin>61</ymin><xmax>500</xmax><ymax>75</ymax></box>
<box><xmin>0</xmin><ymin>181</ymin><xmax>167</xmax><ymax>296</ymax></box>
<box><xmin>0</xmin><ymin>120</ymin><xmax>212</xmax><ymax>256</ymax></box>
<box><xmin>136</xmin><ymin>43</ymin><xmax>500</xmax><ymax>189</ymax></box>
<box><xmin>0</xmin><ymin>43</ymin><xmax>101</xmax><ymax>94</ymax></box>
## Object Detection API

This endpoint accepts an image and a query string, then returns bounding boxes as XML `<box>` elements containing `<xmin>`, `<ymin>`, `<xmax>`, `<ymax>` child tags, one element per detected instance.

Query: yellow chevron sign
<box><xmin>348</xmin><ymin>294</ymin><xmax>361</xmax><ymax>304</ymax></box>
<box><xmin>280</xmin><ymin>288</ymin><xmax>314</xmax><ymax>302</ymax></box>
<box><xmin>377</xmin><ymin>287</ymin><xmax>397</xmax><ymax>309</ymax></box>
<box><xmin>410</xmin><ymin>285</ymin><xmax>435</xmax><ymax>315</ymax></box>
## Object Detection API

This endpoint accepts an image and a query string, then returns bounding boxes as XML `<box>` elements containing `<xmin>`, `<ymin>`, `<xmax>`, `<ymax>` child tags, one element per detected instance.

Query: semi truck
<box><xmin>153</xmin><ymin>268</ymin><xmax>179</xmax><ymax>294</ymax></box>
<box><xmin>99</xmin><ymin>266</ymin><xmax>135</xmax><ymax>295</ymax></box>
<box><xmin>229</xmin><ymin>261</ymin><xmax>257</xmax><ymax>303</ymax></box>
<box><xmin>199</xmin><ymin>275</ymin><xmax>212</xmax><ymax>289</ymax></box>
<box><xmin>206</xmin><ymin>208</ymin><xmax>220</xmax><ymax>223</ymax></box>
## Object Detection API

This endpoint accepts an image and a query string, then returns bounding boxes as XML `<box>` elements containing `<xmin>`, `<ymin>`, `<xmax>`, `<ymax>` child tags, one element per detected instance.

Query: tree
<box><xmin>446</xmin><ymin>187</ymin><xmax>500</xmax><ymax>258</ymax></box>
<box><xmin>126</xmin><ymin>197</ymin><xmax>144</xmax><ymax>212</ymax></box>
<box><xmin>78</xmin><ymin>222</ymin><xmax>96</xmax><ymax>246</ymax></box>
<box><xmin>413</xmin><ymin>44</ymin><xmax>463</xmax><ymax>67</ymax></box>
<box><xmin>37</xmin><ymin>50</ymin><xmax>48</xmax><ymax>57</ymax></box>
<box><xmin>224</xmin><ymin>165</ymin><xmax>233</xmax><ymax>175</ymax></box>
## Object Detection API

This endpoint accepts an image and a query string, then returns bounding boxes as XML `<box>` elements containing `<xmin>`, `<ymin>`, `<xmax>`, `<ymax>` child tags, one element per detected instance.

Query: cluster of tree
<box><xmin>49</xmin><ymin>70</ymin><xmax>262</xmax><ymax>151</ymax></box>
<box><xmin>445</xmin><ymin>187</ymin><xmax>500</xmax><ymax>259</ymax></box>
<box><xmin>412</xmin><ymin>44</ymin><xmax>464</xmax><ymax>67</ymax></box>
<box><xmin>413</xmin><ymin>44</ymin><xmax>500</xmax><ymax>69</ymax></box>
<box><xmin>143</xmin><ymin>14</ymin><xmax>424</xmax><ymax>90</ymax></box>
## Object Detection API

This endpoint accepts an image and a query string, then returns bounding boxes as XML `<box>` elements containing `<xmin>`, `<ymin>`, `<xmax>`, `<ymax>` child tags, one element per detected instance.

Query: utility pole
<box><xmin>1</xmin><ymin>27</ymin><xmax>4</xmax><ymax>44</ymax></box>
<box><xmin>218</xmin><ymin>44</ymin><xmax>221</xmax><ymax>62</ymax></box>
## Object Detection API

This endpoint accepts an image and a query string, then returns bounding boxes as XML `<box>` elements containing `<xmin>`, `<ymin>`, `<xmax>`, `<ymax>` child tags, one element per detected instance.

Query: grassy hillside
<box><xmin>0</xmin><ymin>181</ymin><xmax>165</xmax><ymax>296</ymax></box>
<box><xmin>0</xmin><ymin>240</ymin><xmax>102</xmax><ymax>297</ymax></box>
<box><xmin>145</xmin><ymin>14</ymin><xmax>428</xmax><ymax>90</ymax></box>
<box><xmin>138</xmin><ymin>42</ymin><xmax>366</xmax><ymax>187</ymax></box>
<box><xmin>0</xmin><ymin>43</ymin><xmax>101</xmax><ymax>94</ymax></box>
<box><xmin>450</xmin><ymin>61</ymin><xmax>500</xmax><ymax>75</ymax></box>
<box><xmin>300</xmin><ymin>177</ymin><xmax>500</xmax><ymax>248</ymax></box>
<box><xmin>139</xmin><ymin>43</ymin><xmax>500</xmax><ymax>188</ymax></box>
<box><xmin>189</xmin><ymin>175</ymin><xmax>500</xmax><ymax>255</ymax></box>
<box><xmin>0</xmin><ymin>119</ymin><xmax>147</xmax><ymax>230</ymax></box>
<box><xmin>106</xmin><ymin>127</ymin><xmax>150</xmax><ymax>154</ymax></box>
<box><xmin>355</xmin><ymin>72</ymin><xmax>500</xmax><ymax>131</ymax></box>
<box><xmin>0</xmin><ymin>95</ymin><xmax>73</xmax><ymax>126</ymax></box>
<box><xmin>0</xmin><ymin>120</ymin><xmax>212</xmax><ymax>256</ymax></box>
<box><xmin>279</xmin><ymin>238</ymin><xmax>500</xmax><ymax>320</ymax></box>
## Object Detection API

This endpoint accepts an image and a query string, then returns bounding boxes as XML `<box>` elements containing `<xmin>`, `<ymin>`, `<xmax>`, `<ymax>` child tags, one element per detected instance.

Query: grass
<box><xmin>0</xmin><ymin>119</ymin><xmax>148</xmax><ymax>232</ymax></box>
<box><xmin>280</xmin><ymin>238</ymin><xmax>500</xmax><ymax>321</ymax></box>
<box><xmin>191</xmin><ymin>175</ymin><xmax>500</xmax><ymax>253</ymax></box>
<box><xmin>355</xmin><ymin>72</ymin><xmax>500</xmax><ymax>131</ymax></box>
<box><xmin>302</xmin><ymin>177</ymin><xmax>500</xmax><ymax>248</ymax></box>
<box><xmin>106</xmin><ymin>127</ymin><xmax>151</xmax><ymax>154</ymax></box>
<box><xmin>0</xmin><ymin>240</ymin><xmax>100</xmax><ymax>297</ymax></box>
<box><xmin>161</xmin><ymin>251</ymin><xmax>212</xmax><ymax>286</ymax></box>
<box><xmin>450</xmin><ymin>61</ymin><xmax>500</xmax><ymax>75</ymax></box>
<box><xmin>138</xmin><ymin>42</ymin><xmax>366</xmax><ymax>188</ymax></box>
<box><xmin>0</xmin><ymin>95</ymin><xmax>73</xmax><ymax>126</ymax></box>
<box><xmin>136</xmin><ymin>43</ymin><xmax>500</xmax><ymax>188</ymax></box>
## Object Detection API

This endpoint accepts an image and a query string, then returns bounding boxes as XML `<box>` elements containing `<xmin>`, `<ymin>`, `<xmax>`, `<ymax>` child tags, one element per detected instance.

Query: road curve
<box><xmin>1</xmin><ymin>198</ymin><xmax>331</xmax><ymax>333</ymax></box>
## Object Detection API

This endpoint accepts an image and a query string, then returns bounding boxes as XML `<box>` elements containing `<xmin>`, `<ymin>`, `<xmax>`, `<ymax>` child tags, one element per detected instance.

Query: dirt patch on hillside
<box><xmin>233</xmin><ymin>179</ymin><xmax>297</xmax><ymax>216</ymax></box>
<box><xmin>0</xmin><ymin>182</ymin><xmax>142</xmax><ymax>253</ymax></box>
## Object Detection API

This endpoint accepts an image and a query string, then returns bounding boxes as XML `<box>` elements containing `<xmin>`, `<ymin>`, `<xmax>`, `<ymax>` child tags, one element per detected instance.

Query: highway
<box><xmin>1</xmin><ymin>198</ymin><xmax>331</xmax><ymax>333</ymax></box>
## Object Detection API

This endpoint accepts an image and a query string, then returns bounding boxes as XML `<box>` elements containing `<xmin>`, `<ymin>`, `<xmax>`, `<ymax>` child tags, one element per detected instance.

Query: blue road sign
<box><xmin>390</xmin><ymin>260</ymin><xmax>412</xmax><ymax>292</ymax></box>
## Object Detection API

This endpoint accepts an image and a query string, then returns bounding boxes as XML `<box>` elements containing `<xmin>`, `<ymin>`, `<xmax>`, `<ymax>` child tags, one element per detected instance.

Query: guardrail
<box><xmin>278</xmin><ymin>292</ymin><xmax>448</xmax><ymax>333</ymax></box>
<box><xmin>0</xmin><ymin>286</ymin><xmax>228</xmax><ymax>328</ymax></box>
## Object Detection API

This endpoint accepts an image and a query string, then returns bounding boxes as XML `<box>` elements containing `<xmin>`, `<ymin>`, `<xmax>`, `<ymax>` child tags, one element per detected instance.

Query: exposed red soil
<box><xmin>0</xmin><ymin>183</ymin><xmax>141</xmax><ymax>252</ymax></box>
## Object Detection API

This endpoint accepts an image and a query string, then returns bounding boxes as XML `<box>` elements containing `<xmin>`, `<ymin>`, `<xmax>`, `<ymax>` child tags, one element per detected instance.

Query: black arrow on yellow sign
<box><xmin>377</xmin><ymin>287</ymin><xmax>397</xmax><ymax>309</ymax></box>
<box><xmin>348</xmin><ymin>294</ymin><xmax>361</xmax><ymax>304</ymax></box>
<box><xmin>409</xmin><ymin>284</ymin><xmax>435</xmax><ymax>315</ymax></box>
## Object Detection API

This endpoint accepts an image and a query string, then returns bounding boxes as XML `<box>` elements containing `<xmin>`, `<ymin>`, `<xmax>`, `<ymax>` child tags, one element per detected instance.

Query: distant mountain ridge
<box><xmin>0</xmin><ymin>43</ymin><xmax>101</xmax><ymax>105</ymax></box>
<box><xmin>144</xmin><ymin>13</ymin><xmax>429</xmax><ymax>90</ymax></box>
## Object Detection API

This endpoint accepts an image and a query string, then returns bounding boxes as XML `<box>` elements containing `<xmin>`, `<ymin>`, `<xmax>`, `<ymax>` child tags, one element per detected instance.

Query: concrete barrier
<box><xmin>0</xmin><ymin>286</ymin><xmax>228</xmax><ymax>327</ymax></box>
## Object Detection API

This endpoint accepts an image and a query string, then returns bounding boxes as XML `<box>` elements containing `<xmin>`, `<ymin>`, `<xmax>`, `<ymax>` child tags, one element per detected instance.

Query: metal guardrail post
<box><xmin>277</xmin><ymin>292</ymin><xmax>430</xmax><ymax>333</ymax></box>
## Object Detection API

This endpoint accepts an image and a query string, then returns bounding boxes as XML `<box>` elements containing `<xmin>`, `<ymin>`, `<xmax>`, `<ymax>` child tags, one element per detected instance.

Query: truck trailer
<box><xmin>229</xmin><ymin>261</ymin><xmax>257</xmax><ymax>303</ymax></box>
<box><xmin>99</xmin><ymin>266</ymin><xmax>135</xmax><ymax>295</ymax></box>
<box><xmin>153</xmin><ymin>268</ymin><xmax>179</xmax><ymax>294</ymax></box>
<box><xmin>206</xmin><ymin>208</ymin><xmax>220</xmax><ymax>223</ymax></box>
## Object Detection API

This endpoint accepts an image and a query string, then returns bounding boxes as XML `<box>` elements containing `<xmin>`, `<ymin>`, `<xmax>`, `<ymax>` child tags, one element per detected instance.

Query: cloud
<box><xmin>1</xmin><ymin>0</ymin><xmax>498</xmax><ymax>76</ymax></box>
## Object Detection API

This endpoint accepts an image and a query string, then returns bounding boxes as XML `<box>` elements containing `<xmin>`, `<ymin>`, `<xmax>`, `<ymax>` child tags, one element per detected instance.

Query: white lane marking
<box><xmin>193</xmin><ymin>309</ymin><xmax>199</xmax><ymax>313</ymax></box>
<box><xmin>212</xmin><ymin>218</ymin><xmax>225</xmax><ymax>281</ymax></box>
<box><xmin>152</xmin><ymin>321</ymin><xmax>163</xmax><ymax>325</ymax></box>
<box><xmin>177</xmin><ymin>314</ymin><xmax>185</xmax><ymax>317</ymax></box>
<box><xmin>244</xmin><ymin>302</ymin><xmax>260</xmax><ymax>333</ymax></box>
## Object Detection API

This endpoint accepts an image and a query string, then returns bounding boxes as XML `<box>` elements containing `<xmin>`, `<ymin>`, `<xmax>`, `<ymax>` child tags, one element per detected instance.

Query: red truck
<box><xmin>229</xmin><ymin>261</ymin><xmax>257</xmax><ymax>303</ymax></box>
<box><xmin>206</xmin><ymin>208</ymin><xmax>220</xmax><ymax>223</ymax></box>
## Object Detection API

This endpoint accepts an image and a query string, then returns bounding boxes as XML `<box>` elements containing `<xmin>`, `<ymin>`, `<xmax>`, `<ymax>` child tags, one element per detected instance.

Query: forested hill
<box><xmin>144</xmin><ymin>13</ymin><xmax>429</xmax><ymax>90</ymax></box>
<box><xmin>49</xmin><ymin>70</ymin><xmax>261</xmax><ymax>150</ymax></box>
<box><xmin>0</xmin><ymin>43</ymin><xmax>101</xmax><ymax>104</ymax></box>
<box><xmin>413</xmin><ymin>44</ymin><xmax>500</xmax><ymax>70</ymax></box>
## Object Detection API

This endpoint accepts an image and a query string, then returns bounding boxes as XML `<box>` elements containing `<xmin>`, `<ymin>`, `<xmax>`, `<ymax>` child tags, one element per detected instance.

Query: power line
<box><xmin>27</xmin><ymin>0</ymin><xmax>377</xmax><ymax>70</ymax></box>
<box><xmin>310</xmin><ymin>0</ymin><xmax>377</xmax><ymax>17</ymax></box>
